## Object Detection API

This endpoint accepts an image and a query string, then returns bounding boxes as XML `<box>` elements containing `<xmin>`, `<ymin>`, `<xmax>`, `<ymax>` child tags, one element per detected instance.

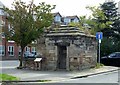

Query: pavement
<box><xmin>49</xmin><ymin>66</ymin><xmax>119</xmax><ymax>83</ymax></box>
<box><xmin>1</xmin><ymin>65</ymin><xmax>119</xmax><ymax>83</ymax></box>
<box><xmin>0</xmin><ymin>60</ymin><xmax>119</xmax><ymax>83</ymax></box>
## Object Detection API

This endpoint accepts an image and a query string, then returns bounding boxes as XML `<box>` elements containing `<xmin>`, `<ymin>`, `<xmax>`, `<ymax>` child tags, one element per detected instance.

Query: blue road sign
<box><xmin>96</xmin><ymin>32</ymin><xmax>103</xmax><ymax>40</ymax></box>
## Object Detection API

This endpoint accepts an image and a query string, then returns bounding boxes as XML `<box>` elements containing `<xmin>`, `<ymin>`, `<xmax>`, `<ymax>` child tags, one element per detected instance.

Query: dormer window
<box><xmin>55</xmin><ymin>15</ymin><xmax>61</xmax><ymax>22</ymax></box>
<box><xmin>53</xmin><ymin>12</ymin><xmax>62</xmax><ymax>23</ymax></box>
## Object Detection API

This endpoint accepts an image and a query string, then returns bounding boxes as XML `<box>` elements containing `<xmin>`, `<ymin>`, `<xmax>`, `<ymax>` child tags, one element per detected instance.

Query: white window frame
<box><xmin>31</xmin><ymin>47</ymin><xmax>36</xmax><ymax>55</ymax></box>
<box><xmin>0</xmin><ymin>18</ymin><xmax>3</xmax><ymax>26</ymax></box>
<box><xmin>8</xmin><ymin>40</ymin><xmax>15</xmax><ymax>43</ymax></box>
<box><xmin>32</xmin><ymin>40</ymin><xmax>37</xmax><ymax>44</ymax></box>
<box><xmin>25</xmin><ymin>46</ymin><xmax>30</xmax><ymax>52</ymax></box>
<box><xmin>0</xmin><ymin>45</ymin><xmax>5</xmax><ymax>56</ymax></box>
<box><xmin>8</xmin><ymin>46</ymin><xmax>14</xmax><ymax>56</ymax></box>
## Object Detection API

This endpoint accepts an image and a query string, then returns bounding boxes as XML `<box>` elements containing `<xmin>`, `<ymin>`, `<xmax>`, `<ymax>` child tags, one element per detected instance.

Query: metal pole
<box><xmin>98</xmin><ymin>39</ymin><xmax>101</xmax><ymax>63</ymax></box>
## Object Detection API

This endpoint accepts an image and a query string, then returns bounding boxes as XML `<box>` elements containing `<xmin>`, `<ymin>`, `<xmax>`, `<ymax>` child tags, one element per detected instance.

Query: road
<box><xmin>0</xmin><ymin>60</ymin><xmax>19</xmax><ymax>73</ymax></box>
<box><xmin>56</xmin><ymin>71</ymin><xmax>119</xmax><ymax>83</ymax></box>
<box><xmin>0</xmin><ymin>60</ymin><xmax>119</xmax><ymax>84</ymax></box>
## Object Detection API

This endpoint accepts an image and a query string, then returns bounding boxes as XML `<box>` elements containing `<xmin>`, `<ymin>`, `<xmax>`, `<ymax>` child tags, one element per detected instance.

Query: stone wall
<box><xmin>36</xmin><ymin>38</ymin><xmax>57</xmax><ymax>70</ymax></box>
<box><xmin>68</xmin><ymin>36</ymin><xmax>97</xmax><ymax>70</ymax></box>
<box><xmin>36</xmin><ymin>35</ymin><xmax>97</xmax><ymax>71</ymax></box>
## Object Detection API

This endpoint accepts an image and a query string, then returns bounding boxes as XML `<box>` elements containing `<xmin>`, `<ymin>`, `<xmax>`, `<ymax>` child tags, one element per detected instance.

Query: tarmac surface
<box><xmin>0</xmin><ymin>60</ymin><xmax>119</xmax><ymax>84</ymax></box>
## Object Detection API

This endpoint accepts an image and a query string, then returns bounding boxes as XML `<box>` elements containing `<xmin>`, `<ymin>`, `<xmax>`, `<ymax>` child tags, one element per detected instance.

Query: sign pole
<box><xmin>96</xmin><ymin>32</ymin><xmax>103</xmax><ymax>64</ymax></box>
<box><xmin>98</xmin><ymin>39</ymin><xmax>101</xmax><ymax>63</ymax></box>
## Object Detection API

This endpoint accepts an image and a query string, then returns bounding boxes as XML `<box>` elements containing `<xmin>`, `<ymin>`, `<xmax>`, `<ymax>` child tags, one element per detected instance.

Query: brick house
<box><xmin>0</xmin><ymin>1</ymin><xmax>37</xmax><ymax>60</ymax></box>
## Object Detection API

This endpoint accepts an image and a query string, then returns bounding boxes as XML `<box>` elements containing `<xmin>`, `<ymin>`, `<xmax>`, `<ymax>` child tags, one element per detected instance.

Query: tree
<box><xmin>86</xmin><ymin>1</ymin><xmax>120</xmax><ymax>56</ymax></box>
<box><xmin>101</xmin><ymin>1</ymin><xmax>120</xmax><ymax>52</ymax></box>
<box><xmin>4</xmin><ymin>0</ymin><xmax>55</xmax><ymax>68</ymax></box>
<box><xmin>68</xmin><ymin>15</ymin><xmax>91</xmax><ymax>34</ymax></box>
<box><xmin>112</xmin><ymin>14</ymin><xmax>120</xmax><ymax>40</ymax></box>
<box><xmin>100</xmin><ymin>1</ymin><xmax>118</xmax><ymax>37</ymax></box>
<box><xmin>86</xmin><ymin>6</ymin><xmax>112</xmax><ymax>35</ymax></box>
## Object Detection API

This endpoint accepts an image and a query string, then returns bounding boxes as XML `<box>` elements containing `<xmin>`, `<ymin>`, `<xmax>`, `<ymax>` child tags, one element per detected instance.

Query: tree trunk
<box><xmin>18</xmin><ymin>47</ymin><xmax>24</xmax><ymax>69</ymax></box>
<box><xmin>4</xmin><ymin>38</ymin><xmax>7</xmax><ymax>57</ymax></box>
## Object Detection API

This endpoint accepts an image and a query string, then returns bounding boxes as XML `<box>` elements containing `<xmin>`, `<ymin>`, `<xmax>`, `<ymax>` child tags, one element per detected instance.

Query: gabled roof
<box><xmin>52</xmin><ymin>12</ymin><xmax>62</xmax><ymax>17</ymax></box>
<box><xmin>63</xmin><ymin>15</ymin><xmax>79</xmax><ymax>20</ymax></box>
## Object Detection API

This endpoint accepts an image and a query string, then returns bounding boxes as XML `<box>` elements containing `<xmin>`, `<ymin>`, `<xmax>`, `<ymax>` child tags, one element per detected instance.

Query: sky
<box><xmin>0</xmin><ymin>0</ymin><xmax>120</xmax><ymax>17</ymax></box>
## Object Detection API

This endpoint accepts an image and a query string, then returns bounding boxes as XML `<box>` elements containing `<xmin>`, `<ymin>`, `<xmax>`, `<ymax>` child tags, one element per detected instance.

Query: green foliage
<box><xmin>69</xmin><ymin>22</ymin><xmax>82</xmax><ymax>29</ymax></box>
<box><xmin>68</xmin><ymin>16</ymin><xmax>91</xmax><ymax>32</ymax></box>
<box><xmin>0</xmin><ymin>74</ymin><xmax>20</xmax><ymax>81</ymax></box>
<box><xmin>72</xmin><ymin>1</ymin><xmax>120</xmax><ymax>38</ymax></box>
<box><xmin>101</xmin><ymin>37</ymin><xmax>120</xmax><ymax>57</ymax></box>
<box><xmin>86</xmin><ymin>6</ymin><xmax>112</xmax><ymax>34</ymax></box>
<box><xmin>100</xmin><ymin>1</ymin><xmax>118</xmax><ymax>37</ymax></box>
<box><xmin>101</xmin><ymin>2</ymin><xmax>117</xmax><ymax>21</ymax></box>
<box><xmin>86</xmin><ymin>1</ymin><xmax>120</xmax><ymax>57</ymax></box>
<box><xmin>4</xmin><ymin>0</ymin><xmax>55</xmax><ymax>47</ymax></box>
<box><xmin>3</xmin><ymin>0</ymin><xmax>55</xmax><ymax>67</ymax></box>
<box><xmin>95</xmin><ymin>63</ymin><xmax>104</xmax><ymax>69</ymax></box>
<box><xmin>100</xmin><ymin>1</ymin><xmax>120</xmax><ymax>56</ymax></box>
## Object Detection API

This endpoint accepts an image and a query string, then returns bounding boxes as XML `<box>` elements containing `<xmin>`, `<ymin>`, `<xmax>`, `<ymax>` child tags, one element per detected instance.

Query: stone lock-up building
<box><xmin>37</xmin><ymin>26</ymin><xmax>97</xmax><ymax>70</ymax></box>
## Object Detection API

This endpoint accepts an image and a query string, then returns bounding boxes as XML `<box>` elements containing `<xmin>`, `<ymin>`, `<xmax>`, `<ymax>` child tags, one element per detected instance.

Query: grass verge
<box><xmin>0</xmin><ymin>74</ymin><xmax>20</xmax><ymax>81</ymax></box>
<box><xmin>0</xmin><ymin>74</ymin><xmax>51</xmax><ymax>83</ymax></box>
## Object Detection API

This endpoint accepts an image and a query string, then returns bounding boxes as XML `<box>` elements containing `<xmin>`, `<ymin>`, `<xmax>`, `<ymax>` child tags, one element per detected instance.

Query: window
<box><xmin>55</xmin><ymin>15</ymin><xmax>61</xmax><ymax>22</ymax></box>
<box><xmin>64</xmin><ymin>18</ymin><xmax>70</xmax><ymax>24</ymax></box>
<box><xmin>25</xmin><ymin>46</ymin><xmax>30</xmax><ymax>52</ymax></box>
<box><xmin>73</xmin><ymin>18</ymin><xmax>79</xmax><ymax>23</ymax></box>
<box><xmin>1</xmin><ymin>32</ymin><xmax>5</xmax><ymax>38</ymax></box>
<box><xmin>116</xmin><ymin>53</ymin><xmax>120</xmax><ymax>58</ymax></box>
<box><xmin>0</xmin><ymin>45</ymin><xmax>5</xmax><ymax>56</ymax></box>
<box><xmin>8</xmin><ymin>24</ymin><xmax>11</xmax><ymax>31</ymax></box>
<box><xmin>8</xmin><ymin>46</ymin><xmax>14</xmax><ymax>56</ymax></box>
<box><xmin>0</xmin><ymin>18</ymin><xmax>3</xmax><ymax>26</ymax></box>
<box><xmin>109</xmin><ymin>53</ymin><xmax>116</xmax><ymax>58</ymax></box>
<box><xmin>31</xmin><ymin>47</ymin><xmax>37</xmax><ymax>55</ymax></box>
<box><xmin>0</xmin><ymin>9</ymin><xmax>4</xmax><ymax>15</ymax></box>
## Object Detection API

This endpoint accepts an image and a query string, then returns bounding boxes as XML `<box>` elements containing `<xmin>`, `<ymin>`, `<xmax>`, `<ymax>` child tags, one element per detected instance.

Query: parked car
<box><xmin>24</xmin><ymin>51</ymin><xmax>35</xmax><ymax>58</ymax></box>
<box><xmin>101</xmin><ymin>52</ymin><xmax>120</xmax><ymax>67</ymax></box>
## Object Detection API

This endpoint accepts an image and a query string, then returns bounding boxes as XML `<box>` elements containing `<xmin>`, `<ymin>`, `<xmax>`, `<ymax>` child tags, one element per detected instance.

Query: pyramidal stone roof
<box><xmin>45</xmin><ymin>25</ymin><xmax>95</xmax><ymax>38</ymax></box>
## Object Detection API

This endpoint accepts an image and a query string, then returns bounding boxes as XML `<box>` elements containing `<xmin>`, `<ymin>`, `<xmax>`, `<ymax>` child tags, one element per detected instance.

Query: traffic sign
<box><xmin>96</xmin><ymin>32</ymin><xmax>103</xmax><ymax>64</ymax></box>
<box><xmin>96</xmin><ymin>32</ymin><xmax>103</xmax><ymax>40</ymax></box>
